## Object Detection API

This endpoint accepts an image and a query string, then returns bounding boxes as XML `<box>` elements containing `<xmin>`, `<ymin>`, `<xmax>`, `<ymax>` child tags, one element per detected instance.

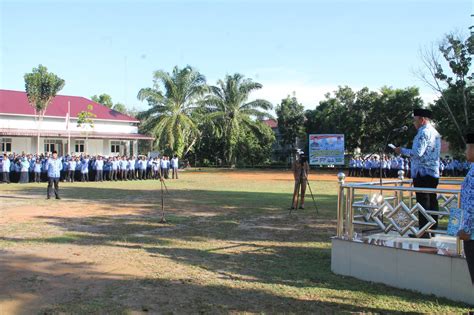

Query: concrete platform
<box><xmin>331</xmin><ymin>235</ymin><xmax>474</xmax><ymax>305</ymax></box>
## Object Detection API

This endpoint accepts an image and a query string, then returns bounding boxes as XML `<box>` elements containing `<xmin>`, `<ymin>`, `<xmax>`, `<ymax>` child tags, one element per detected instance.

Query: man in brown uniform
<box><xmin>291</xmin><ymin>151</ymin><xmax>310</xmax><ymax>210</ymax></box>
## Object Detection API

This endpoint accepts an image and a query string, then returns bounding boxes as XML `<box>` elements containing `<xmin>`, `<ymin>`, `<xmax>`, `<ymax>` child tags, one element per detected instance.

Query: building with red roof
<box><xmin>0</xmin><ymin>89</ymin><xmax>153</xmax><ymax>156</ymax></box>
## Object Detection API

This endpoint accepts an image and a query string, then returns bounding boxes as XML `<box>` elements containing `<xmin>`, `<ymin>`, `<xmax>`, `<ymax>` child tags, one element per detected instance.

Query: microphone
<box><xmin>392</xmin><ymin>126</ymin><xmax>408</xmax><ymax>132</ymax></box>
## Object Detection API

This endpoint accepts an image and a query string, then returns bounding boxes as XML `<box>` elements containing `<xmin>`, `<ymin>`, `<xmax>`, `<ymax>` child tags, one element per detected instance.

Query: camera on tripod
<box><xmin>295</xmin><ymin>149</ymin><xmax>308</xmax><ymax>164</ymax></box>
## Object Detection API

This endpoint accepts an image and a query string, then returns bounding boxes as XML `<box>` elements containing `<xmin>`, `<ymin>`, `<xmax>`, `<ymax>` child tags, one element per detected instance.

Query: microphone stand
<box><xmin>359</xmin><ymin>129</ymin><xmax>395</xmax><ymax>234</ymax></box>
<box><xmin>379</xmin><ymin>129</ymin><xmax>394</xmax><ymax>192</ymax></box>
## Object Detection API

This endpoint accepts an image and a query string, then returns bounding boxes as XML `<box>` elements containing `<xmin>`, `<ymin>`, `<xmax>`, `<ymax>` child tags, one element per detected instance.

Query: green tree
<box><xmin>77</xmin><ymin>104</ymin><xmax>97</xmax><ymax>153</ymax></box>
<box><xmin>113</xmin><ymin>103</ymin><xmax>127</xmax><ymax>114</ymax></box>
<box><xmin>235</xmin><ymin>121</ymin><xmax>275</xmax><ymax>166</ymax></box>
<box><xmin>431</xmin><ymin>86</ymin><xmax>473</xmax><ymax>155</ymax></box>
<box><xmin>137</xmin><ymin>65</ymin><xmax>207</xmax><ymax>157</ymax></box>
<box><xmin>362</xmin><ymin>87</ymin><xmax>422</xmax><ymax>154</ymax></box>
<box><xmin>126</xmin><ymin>106</ymin><xmax>139</xmax><ymax>118</ymax></box>
<box><xmin>188</xmin><ymin>104</ymin><xmax>224</xmax><ymax>166</ymax></box>
<box><xmin>275</xmin><ymin>95</ymin><xmax>306</xmax><ymax>154</ymax></box>
<box><xmin>203</xmin><ymin>73</ymin><xmax>273</xmax><ymax>166</ymax></box>
<box><xmin>24</xmin><ymin>64</ymin><xmax>65</xmax><ymax>154</ymax></box>
<box><xmin>305</xmin><ymin>86</ymin><xmax>422</xmax><ymax>155</ymax></box>
<box><xmin>91</xmin><ymin>93</ymin><xmax>113</xmax><ymax>108</ymax></box>
<box><xmin>305</xmin><ymin>86</ymin><xmax>355</xmax><ymax>150</ymax></box>
<box><xmin>419</xmin><ymin>32</ymin><xmax>473</xmax><ymax>152</ymax></box>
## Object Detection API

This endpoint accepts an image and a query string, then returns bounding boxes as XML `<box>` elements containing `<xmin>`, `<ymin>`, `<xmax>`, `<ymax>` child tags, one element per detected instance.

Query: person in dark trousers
<box><xmin>46</xmin><ymin>150</ymin><xmax>62</xmax><ymax>200</ymax></box>
<box><xmin>95</xmin><ymin>155</ymin><xmax>104</xmax><ymax>182</ymax></box>
<box><xmin>394</xmin><ymin>109</ymin><xmax>441</xmax><ymax>238</ymax></box>
<box><xmin>459</xmin><ymin>132</ymin><xmax>474</xmax><ymax>285</ymax></box>
<box><xmin>171</xmin><ymin>154</ymin><xmax>179</xmax><ymax>179</ymax></box>
<box><xmin>34</xmin><ymin>159</ymin><xmax>42</xmax><ymax>183</ymax></box>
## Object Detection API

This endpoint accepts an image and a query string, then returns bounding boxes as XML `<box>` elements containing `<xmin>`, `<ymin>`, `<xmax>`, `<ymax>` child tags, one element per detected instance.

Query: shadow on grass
<box><xmin>1</xmin><ymin>185</ymin><xmax>472</xmax><ymax>312</ymax></box>
<box><xmin>2</xmin><ymin>250</ymin><xmax>465</xmax><ymax>314</ymax></box>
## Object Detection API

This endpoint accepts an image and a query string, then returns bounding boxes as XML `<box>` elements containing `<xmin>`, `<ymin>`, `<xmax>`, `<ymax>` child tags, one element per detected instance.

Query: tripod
<box><xmin>289</xmin><ymin>161</ymin><xmax>319</xmax><ymax>215</ymax></box>
<box><xmin>159</xmin><ymin>177</ymin><xmax>169</xmax><ymax>223</ymax></box>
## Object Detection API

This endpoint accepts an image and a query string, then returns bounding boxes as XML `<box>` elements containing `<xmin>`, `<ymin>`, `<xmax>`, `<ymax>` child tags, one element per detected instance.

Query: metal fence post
<box><xmin>337</xmin><ymin>172</ymin><xmax>346</xmax><ymax>237</ymax></box>
<box><xmin>397</xmin><ymin>170</ymin><xmax>404</xmax><ymax>204</ymax></box>
<box><xmin>346</xmin><ymin>187</ymin><xmax>354</xmax><ymax>239</ymax></box>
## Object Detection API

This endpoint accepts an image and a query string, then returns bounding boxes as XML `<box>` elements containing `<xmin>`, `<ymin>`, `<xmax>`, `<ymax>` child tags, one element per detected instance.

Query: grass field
<box><xmin>0</xmin><ymin>169</ymin><xmax>472</xmax><ymax>314</ymax></box>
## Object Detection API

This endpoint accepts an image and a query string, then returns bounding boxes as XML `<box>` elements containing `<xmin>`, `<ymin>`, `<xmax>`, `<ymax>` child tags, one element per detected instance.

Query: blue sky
<box><xmin>0</xmin><ymin>0</ymin><xmax>472</xmax><ymax>112</ymax></box>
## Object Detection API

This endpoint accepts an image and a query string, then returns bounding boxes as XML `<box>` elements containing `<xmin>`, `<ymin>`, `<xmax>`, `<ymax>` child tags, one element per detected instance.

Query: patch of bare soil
<box><xmin>223</xmin><ymin>169</ymin><xmax>387</xmax><ymax>182</ymax></box>
<box><xmin>1</xmin><ymin>171</ymin><xmax>461</xmax><ymax>314</ymax></box>
<box><xmin>1</xmin><ymin>181</ymin><xmax>315</xmax><ymax>313</ymax></box>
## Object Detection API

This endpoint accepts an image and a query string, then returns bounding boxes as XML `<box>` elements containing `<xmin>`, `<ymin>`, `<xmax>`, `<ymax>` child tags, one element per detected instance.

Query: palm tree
<box><xmin>204</xmin><ymin>73</ymin><xmax>273</xmax><ymax>166</ymax></box>
<box><xmin>137</xmin><ymin>66</ymin><xmax>207</xmax><ymax>157</ymax></box>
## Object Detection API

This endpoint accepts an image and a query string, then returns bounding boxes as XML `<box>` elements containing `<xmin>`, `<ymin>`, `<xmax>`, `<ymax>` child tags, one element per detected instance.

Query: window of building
<box><xmin>1</xmin><ymin>138</ymin><xmax>12</xmax><ymax>152</ymax></box>
<box><xmin>75</xmin><ymin>140</ymin><xmax>85</xmax><ymax>153</ymax></box>
<box><xmin>111</xmin><ymin>141</ymin><xmax>120</xmax><ymax>153</ymax></box>
<box><xmin>44</xmin><ymin>139</ymin><xmax>62</xmax><ymax>154</ymax></box>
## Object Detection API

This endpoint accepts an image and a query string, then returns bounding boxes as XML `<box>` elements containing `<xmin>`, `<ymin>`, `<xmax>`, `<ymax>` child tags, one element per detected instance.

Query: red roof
<box><xmin>0</xmin><ymin>89</ymin><xmax>138</xmax><ymax>122</ymax></box>
<box><xmin>262</xmin><ymin>119</ymin><xmax>277</xmax><ymax>128</ymax></box>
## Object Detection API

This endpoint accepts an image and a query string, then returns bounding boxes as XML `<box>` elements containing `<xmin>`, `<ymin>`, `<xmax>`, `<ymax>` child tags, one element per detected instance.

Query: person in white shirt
<box><xmin>2</xmin><ymin>153</ymin><xmax>11</xmax><ymax>183</ymax></box>
<box><xmin>95</xmin><ymin>156</ymin><xmax>104</xmax><ymax>182</ymax></box>
<box><xmin>171</xmin><ymin>154</ymin><xmax>179</xmax><ymax>179</ymax></box>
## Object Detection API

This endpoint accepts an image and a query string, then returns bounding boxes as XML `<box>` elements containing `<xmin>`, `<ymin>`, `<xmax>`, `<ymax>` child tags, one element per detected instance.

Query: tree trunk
<box><xmin>37</xmin><ymin>113</ymin><xmax>44</xmax><ymax>155</ymax></box>
<box><xmin>85</xmin><ymin>133</ymin><xmax>89</xmax><ymax>154</ymax></box>
<box><xmin>37</xmin><ymin>129</ymin><xmax>40</xmax><ymax>155</ymax></box>
<box><xmin>183</xmin><ymin>137</ymin><xmax>197</xmax><ymax>157</ymax></box>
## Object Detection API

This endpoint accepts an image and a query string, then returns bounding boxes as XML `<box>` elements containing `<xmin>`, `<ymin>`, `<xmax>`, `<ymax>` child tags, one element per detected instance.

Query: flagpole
<box><xmin>67</xmin><ymin>101</ymin><xmax>71</xmax><ymax>155</ymax></box>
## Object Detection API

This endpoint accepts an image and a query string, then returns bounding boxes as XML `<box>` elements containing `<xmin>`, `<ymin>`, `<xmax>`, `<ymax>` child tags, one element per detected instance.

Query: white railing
<box><xmin>336</xmin><ymin>171</ymin><xmax>463</xmax><ymax>255</ymax></box>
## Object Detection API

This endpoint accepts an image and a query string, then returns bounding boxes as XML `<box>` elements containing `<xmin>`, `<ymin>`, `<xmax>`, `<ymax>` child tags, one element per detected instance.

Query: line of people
<box><xmin>348</xmin><ymin>156</ymin><xmax>409</xmax><ymax>178</ymax></box>
<box><xmin>347</xmin><ymin>155</ymin><xmax>470</xmax><ymax>178</ymax></box>
<box><xmin>0</xmin><ymin>153</ymin><xmax>180</xmax><ymax>184</ymax></box>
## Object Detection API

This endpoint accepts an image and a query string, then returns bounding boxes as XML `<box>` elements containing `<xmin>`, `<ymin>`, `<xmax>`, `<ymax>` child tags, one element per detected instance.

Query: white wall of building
<box><xmin>85</xmin><ymin>139</ymin><xmax>102</xmax><ymax>155</ymax></box>
<box><xmin>4</xmin><ymin>136</ymin><xmax>137</xmax><ymax>157</ymax></box>
<box><xmin>1</xmin><ymin>114</ymin><xmax>144</xmax><ymax>156</ymax></box>
<box><xmin>11</xmin><ymin>137</ymin><xmax>31</xmax><ymax>153</ymax></box>
<box><xmin>0</xmin><ymin>115</ymin><xmax>138</xmax><ymax>134</ymax></box>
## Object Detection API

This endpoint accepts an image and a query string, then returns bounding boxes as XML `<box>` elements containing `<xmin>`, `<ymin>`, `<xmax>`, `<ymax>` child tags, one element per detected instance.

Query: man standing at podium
<box><xmin>394</xmin><ymin>108</ymin><xmax>441</xmax><ymax>238</ymax></box>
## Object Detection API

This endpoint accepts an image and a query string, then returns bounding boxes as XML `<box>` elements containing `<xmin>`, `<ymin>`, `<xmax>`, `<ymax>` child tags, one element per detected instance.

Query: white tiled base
<box><xmin>331</xmin><ymin>238</ymin><xmax>474</xmax><ymax>305</ymax></box>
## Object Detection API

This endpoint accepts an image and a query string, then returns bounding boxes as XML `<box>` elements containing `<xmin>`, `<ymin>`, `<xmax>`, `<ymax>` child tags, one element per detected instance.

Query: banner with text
<box><xmin>309</xmin><ymin>134</ymin><xmax>345</xmax><ymax>165</ymax></box>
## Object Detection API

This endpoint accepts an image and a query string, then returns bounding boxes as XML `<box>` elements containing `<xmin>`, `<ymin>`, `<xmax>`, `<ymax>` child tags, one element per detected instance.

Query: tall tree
<box><xmin>188</xmin><ymin>104</ymin><xmax>224</xmax><ymax>166</ymax></box>
<box><xmin>305</xmin><ymin>87</ymin><xmax>354</xmax><ymax>150</ymax></box>
<box><xmin>24</xmin><ymin>64</ymin><xmax>65</xmax><ymax>154</ymax></box>
<box><xmin>203</xmin><ymin>73</ymin><xmax>273</xmax><ymax>166</ymax></box>
<box><xmin>137</xmin><ymin>65</ymin><xmax>207</xmax><ymax>157</ymax></box>
<box><xmin>275</xmin><ymin>95</ymin><xmax>306</xmax><ymax>154</ymax></box>
<box><xmin>91</xmin><ymin>93</ymin><xmax>113</xmax><ymax>108</ymax></box>
<box><xmin>235</xmin><ymin>121</ymin><xmax>275</xmax><ymax>166</ymax></box>
<box><xmin>418</xmin><ymin>32</ymin><xmax>473</xmax><ymax>150</ymax></box>
<box><xmin>305</xmin><ymin>86</ymin><xmax>422</xmax><ymax>155</ymax></box>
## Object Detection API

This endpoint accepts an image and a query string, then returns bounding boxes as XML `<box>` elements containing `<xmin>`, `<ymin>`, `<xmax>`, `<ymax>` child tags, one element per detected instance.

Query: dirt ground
<box><xmin>0</xmin><ymin>170</ymin><xmax>315</xmax><ymax>314</ymax></box>
<box><xmin>0</xmin><ymin>170</ymin><xmax>467</xmax><ymax>314</ymax></box>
